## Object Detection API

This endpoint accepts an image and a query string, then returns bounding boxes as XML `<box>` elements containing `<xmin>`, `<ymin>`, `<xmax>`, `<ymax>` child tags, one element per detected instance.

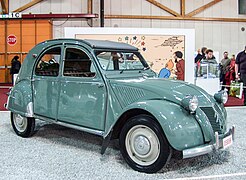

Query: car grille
<box><xmin>200</xmin><ymin>105</ymin><xmax>224</xmax><ymax>134</ymax></box>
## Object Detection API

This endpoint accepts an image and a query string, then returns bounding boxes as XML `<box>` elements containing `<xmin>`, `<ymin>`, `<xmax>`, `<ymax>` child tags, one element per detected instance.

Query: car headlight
<box><xmin>214</xmin><ymin>91</ymin><xmax>228</xmax><ymax>104</ymax></box>
<box><xmin>181</xmin><ymin>95</ymin><xmax>198</xmax><ymax>113</ymax></box>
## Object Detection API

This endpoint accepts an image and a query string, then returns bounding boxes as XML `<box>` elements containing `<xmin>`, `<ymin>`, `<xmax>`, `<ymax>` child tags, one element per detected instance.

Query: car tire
<box><xmin>11</xmin><ymin>112</ymin><xmax>35</xmax><ymax>138</ymax></box>
<box><xmin>119</xmin><ymin>115</ymin><xmax>172</xmax><ymax>173</ymax></box>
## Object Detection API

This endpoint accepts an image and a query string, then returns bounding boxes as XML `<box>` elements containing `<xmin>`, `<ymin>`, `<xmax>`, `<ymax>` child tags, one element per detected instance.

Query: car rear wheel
<box><xmin>119</xmin><ymin>115</ymin><xmax>172</xmax><ymax>173</ymax></box>
<box><xmin>11</xmin><ymin>112</ymin><xmax>35</xmax><ymax>137</ymax></box>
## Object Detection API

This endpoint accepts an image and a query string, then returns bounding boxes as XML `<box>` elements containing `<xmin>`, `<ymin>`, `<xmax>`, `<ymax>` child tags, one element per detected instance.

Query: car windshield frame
<box><xmin>94</xmin><ymin>50</ymin><xmax>149</xmax><ymax>72</ymax></box>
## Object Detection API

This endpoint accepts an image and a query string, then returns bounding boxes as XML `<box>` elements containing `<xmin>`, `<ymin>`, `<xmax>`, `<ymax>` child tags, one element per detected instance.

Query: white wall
<box><xmin>7</xmin><ymin>0</ymin><xmax>246</xmax><ymax>59</ymax></box>
<box><xmin>103</xmin><ymin>0</ymin><xmax>246</xmax><ymax>59</ymax></box>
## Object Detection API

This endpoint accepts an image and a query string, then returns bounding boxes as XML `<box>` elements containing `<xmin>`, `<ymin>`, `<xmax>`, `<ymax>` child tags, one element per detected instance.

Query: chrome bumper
<box><xmin>183</xmin><ymin>125</ymin><xmax>235</xmax><ymax>159</ymax></box>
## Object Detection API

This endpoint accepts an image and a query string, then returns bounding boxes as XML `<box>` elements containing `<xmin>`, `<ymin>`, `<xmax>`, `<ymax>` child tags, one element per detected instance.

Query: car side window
<box><xmin>63</xmin><ymin>48</ymin><xmax>96</xmax><ymax>78</ymax></box>
<box><xmin>35</xmin><ymin>47</ymin><xmax>61</xmax><ymax>76</ymax></box>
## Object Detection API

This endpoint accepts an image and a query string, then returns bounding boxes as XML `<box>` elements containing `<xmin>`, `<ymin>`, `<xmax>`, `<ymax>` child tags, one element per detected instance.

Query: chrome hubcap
<box><xmin>134</xmin><ymin>135</ymin><xmax>150</xmax><ymax>155</ymax></box>
<box><xmin>125</xmin><ymin>125</ymin><xmax>160</xmax><ymax>166</ymax></box>
<box><xmin>13</xmin><ymin>114</ymin><xmax>27</xmax><ymax>133</ymax></box>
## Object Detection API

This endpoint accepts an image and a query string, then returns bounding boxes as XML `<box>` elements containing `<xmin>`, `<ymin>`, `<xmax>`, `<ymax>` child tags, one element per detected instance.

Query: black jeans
<box><xmin>220</xmin><ymin>73</ymin><xmax>226</xmax><ymax>90</ymax></box>
<box><xmin>241</xmin><ymin>73</ymin><xmax>246</xmax><ymax>105</ymax></box>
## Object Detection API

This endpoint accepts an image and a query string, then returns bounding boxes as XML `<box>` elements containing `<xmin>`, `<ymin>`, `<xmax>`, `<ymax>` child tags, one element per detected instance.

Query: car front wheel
<box><xmin>119</xmin><ymin>115</ymin><xmax>172</xmax><ymax>173</ymax></box>
<box><xmin>11</xmin><ymin>112</ymin><xmax>35</xmax><ymax>138</ymax></box>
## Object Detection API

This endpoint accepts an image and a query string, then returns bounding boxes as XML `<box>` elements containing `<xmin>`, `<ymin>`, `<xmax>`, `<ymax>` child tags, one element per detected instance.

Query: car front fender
<box><xmin>116</xmin><ymin>100</ymin><xmax>204</xmax><ymax>151</ymax></box>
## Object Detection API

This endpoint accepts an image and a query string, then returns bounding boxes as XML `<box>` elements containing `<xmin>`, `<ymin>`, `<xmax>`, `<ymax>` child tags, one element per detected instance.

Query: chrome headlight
<box><xmin>181</xmin><ymin>95</ymin><xmax>198</xmax><ymax>113</ymax></box>
<box><xmin>214</xmin><ymin>91</ymin><xmax>228</xmax><ymax>104</ymax></box>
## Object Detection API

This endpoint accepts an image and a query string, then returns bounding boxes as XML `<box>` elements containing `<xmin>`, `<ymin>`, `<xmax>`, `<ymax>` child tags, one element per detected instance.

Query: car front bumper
<box><xmin>182</xmin><ymin>125</ymin><xmax>235</xmax><ymax>159</ymax></box>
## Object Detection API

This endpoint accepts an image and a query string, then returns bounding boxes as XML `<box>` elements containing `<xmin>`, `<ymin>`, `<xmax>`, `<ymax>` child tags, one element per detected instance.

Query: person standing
<box><xmin>195</xmin><ymin>49</ymin><xmax>202</xmax><ymax>63</ymax></box>
<box><xmin>200</xmin><ymin>49</ymin><xmax>217</xmax><ymax>77</ymax></box>
<box><xmin>10</xmin><ymin>56</ymin><xmax>21</xmax><ymax>84</ymax></box>
<box><xmin>201</xmin><ymin>47</ymin><xmax>207</xmax><ymax>60</ymax></box>
<box><xmin>220</xmin><ymin>52</ymin><xmax>231</xmax><ymax>90</ymax></box>
<box><xmin>235</xmin><ymin>46</ymin><xmax>246</xmax><ymax>105</ymax></box>
<box><xmin>194</xmin><ymin>49</ymin><xmax>202</xmax><ymax>77</ymax></box>
<box><xmin>229</xmin><ymin>55</ymin><xmax>236</xmax><ymax>81</ymax></box>
<box><xmin>174</xmin><ymin>51</ymin><xmax>185</xmax><ymax>81</ymax></box>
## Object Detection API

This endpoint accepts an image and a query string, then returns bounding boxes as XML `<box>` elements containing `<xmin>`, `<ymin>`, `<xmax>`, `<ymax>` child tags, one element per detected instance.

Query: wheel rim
<box><xmin>125</xmin><ymin>125</ymin><xmax>160</xmax><ymax>166</ymax></box>
<box><xmin>13</xmin><ymin>114</ymin><xmax>28</xmax><ymax>133</ymax></box>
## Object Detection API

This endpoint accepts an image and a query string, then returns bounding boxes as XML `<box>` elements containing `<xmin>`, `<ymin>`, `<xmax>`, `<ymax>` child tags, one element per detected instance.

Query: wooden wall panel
<box><xmin>0</xmin><ymin>21</ymin><xmax>5</xmax><ymax>53</ymax></box>
<box><xmin>36</xmin><ymin>20</ymin><xmax>52</xmax><ymax>43</ymax></box>
<box><xmin>0</xmin><ymin>53</ymin><xmax>5</xmax><ymax>83</ymax></box>
<box><xmin>22</xmin><ymin>20</ymin><xmax>36</xmax><ymax>53</ymax></box>
<box><xmin>6</xmin><ymin>20</ymin><xmax>21</xmax><ymax>53</ymax></box>
<box><xmin>0</xmin><ymin>21</ymin><xmax>6</xmax><ymax>83</ymax></box>
<box><xmin>0</xmin><ymin>20</ymin><xmax>52</xmax><ymax>83</ymax></box>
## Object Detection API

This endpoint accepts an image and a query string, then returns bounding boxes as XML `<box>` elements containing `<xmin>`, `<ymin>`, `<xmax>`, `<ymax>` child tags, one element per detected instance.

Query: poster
<box><xmin>76</xmin><ymin>34</ymin><xmax>185</xmax><ymax>79</ymax></box>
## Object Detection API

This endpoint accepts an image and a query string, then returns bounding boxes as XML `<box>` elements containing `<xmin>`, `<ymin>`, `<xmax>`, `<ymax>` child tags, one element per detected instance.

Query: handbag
<box><xmin>229</xmin><ymin>80</ymin><xmax>243</xmax><ymax>98</ymax></box>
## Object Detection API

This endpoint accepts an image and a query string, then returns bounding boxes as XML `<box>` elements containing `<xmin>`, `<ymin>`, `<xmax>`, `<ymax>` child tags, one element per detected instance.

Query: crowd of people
<box><xmin>195</xmin><ymin>46</ymin><xmax>246</xmax><ymax>106</ymax></box>
<box><xmin>195</xmin><ymin>47</ymin><xmax>236</xmax><ymax>83</ymax></box>
<box><xmin>195</xmin><ymin>47</ymin><xmax>219</xmax><ymax>78</ymax></box>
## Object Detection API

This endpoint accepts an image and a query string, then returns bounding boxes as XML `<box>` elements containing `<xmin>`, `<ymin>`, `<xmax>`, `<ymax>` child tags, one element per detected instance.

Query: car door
<box><xmin>57</xmin><ymin>46</ymin><xmax>106</xmax><ymax>130</ymax></box>
<box><xmin>32</xmin><ymin>46</ymin><xmax>62</xmax><ymax>120</ymax></box>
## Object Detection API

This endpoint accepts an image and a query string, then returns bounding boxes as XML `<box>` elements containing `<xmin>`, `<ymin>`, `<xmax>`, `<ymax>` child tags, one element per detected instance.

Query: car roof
<box><xmin>43</xmin><ymin>38</ymin><xmax>138</xmax><ymax>51</ymax></box>
<box><xmin>83</xmin><ymin>39</ymin><xmax>138</xmax><ymax>51</ymax></box>
<box><xmin>17</xmin><ymin>38</ymin><xmax>139</xmax><ymax>79</ymax></box>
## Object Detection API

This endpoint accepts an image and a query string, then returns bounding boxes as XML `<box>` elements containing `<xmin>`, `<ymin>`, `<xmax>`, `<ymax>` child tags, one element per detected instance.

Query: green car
<box><xmin>6</xmin><ymin>39</ymin><xmax>235</xmax><ymax>173</ymax></box>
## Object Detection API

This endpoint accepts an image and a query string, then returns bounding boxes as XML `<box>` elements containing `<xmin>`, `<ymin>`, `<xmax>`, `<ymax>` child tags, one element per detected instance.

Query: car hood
<box><xmin>109</xmin><ymin>78</ymin><xmax>216</xmax><ymax>107</ymax></box>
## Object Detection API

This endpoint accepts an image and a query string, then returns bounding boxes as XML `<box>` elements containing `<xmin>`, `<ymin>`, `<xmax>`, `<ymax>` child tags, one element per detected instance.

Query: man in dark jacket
<box><xmin>235</xmin><ymin>46</ymin><xmax>246</xmax><ymax>105</ymax></box>
<box><xmin>220</xmin><ymin>51</ymin><xmax>231</xmax><ymax>90</ymax></box>
<box><xmin>10</xmin><ymin>56</ymin><xmax>21</xmax><ymax>84</ymax></box>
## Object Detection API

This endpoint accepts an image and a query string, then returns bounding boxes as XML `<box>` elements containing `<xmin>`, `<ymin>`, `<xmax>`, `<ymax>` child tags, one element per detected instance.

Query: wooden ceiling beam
<box><xmin>146</xmin><ymin>0</ymin><xmax>181</xmax><ymax>17</ymax></box>
<box><xmin>13</xmin><ymin>0</ymin><xmax>44</xmax><ymax>13</ymax></box>
<box><xmin>181</xmin><ymin>0</ymin><xmax>185</xmax><ymax>17</ymax></box>
<box><xmin>0</xmin><ymin>0</ymin><xmax>8</xmax><ymax>14</ymax></box>
<box><xmin>88</xmin><ymin>0</ymin><xmax>93</xmax><ymax>14</ymax></box>
<box><xmin>105</xmin><ymin>14</ymin><xmax>246</xmax><ymax>23</ymax></box>
<box><xmin>186</xmin><ymin>0</ymin><xmax>222</xmax><ymax>17</ymax></box>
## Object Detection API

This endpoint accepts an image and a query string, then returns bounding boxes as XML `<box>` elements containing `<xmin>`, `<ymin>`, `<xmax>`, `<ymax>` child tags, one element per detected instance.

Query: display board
<box><xmin>65</xmin><ymin>28</ymin><xmax>195</xmax><ymax>84</ymax></box>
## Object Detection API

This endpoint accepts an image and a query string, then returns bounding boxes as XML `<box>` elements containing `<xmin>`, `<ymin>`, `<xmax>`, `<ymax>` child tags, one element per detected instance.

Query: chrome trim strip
<box><xmin>183</xmin><ymin>126</ymin><xmax>235</xmax><ymax>159</ymax></box>
<box><xmin>55</xmin><ymin>121</ymin><xmax>104</xmax><ymax>136</ymax></box>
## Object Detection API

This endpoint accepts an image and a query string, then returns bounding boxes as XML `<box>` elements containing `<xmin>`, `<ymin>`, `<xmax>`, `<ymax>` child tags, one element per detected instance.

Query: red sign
<box><xmin>7</xmin><ymin>34</ymin><xmax>17</xmax><ymax>46</ymax></box>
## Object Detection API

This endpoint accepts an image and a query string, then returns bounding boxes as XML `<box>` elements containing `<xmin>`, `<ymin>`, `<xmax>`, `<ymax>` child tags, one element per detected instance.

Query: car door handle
<box><xmin>95</xmin><ymin>83</ymin><xmax>104</xmax><ymax>88</ymax></box>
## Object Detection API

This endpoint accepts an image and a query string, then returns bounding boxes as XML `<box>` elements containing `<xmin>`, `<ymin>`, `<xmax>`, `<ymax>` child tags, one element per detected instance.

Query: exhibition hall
<box><xmin>0</xmin><ymin>0</ymin><xmax>245</xmax><ymax>179</ymax></box>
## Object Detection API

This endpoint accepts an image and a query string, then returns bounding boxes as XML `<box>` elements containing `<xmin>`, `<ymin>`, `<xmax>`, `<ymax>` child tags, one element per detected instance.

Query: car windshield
<box><xmin>95</xmin><ymin>51</ymin><xmax>148</xmax><ymax>71</ymax></box>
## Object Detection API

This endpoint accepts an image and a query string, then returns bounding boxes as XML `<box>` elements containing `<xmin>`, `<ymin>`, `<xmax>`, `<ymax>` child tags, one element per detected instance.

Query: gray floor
<box><xmin>0</xmin><ymin>108</ymin><xmax>246</xmax><ymax>180</ymax></box>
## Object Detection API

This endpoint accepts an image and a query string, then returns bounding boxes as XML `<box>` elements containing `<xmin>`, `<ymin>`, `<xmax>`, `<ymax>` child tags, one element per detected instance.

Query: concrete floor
<box><xmin>0</xmin><ymin>107</ymin><xmax>246</xmax><ymax>180</ymax></box>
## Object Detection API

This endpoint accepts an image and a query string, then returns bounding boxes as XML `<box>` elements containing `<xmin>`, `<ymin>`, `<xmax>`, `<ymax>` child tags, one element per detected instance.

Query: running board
<box><xmin>35</xmin><ymin>115</ymin><xmax>104</xmax><ymax>137</ymax></box>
